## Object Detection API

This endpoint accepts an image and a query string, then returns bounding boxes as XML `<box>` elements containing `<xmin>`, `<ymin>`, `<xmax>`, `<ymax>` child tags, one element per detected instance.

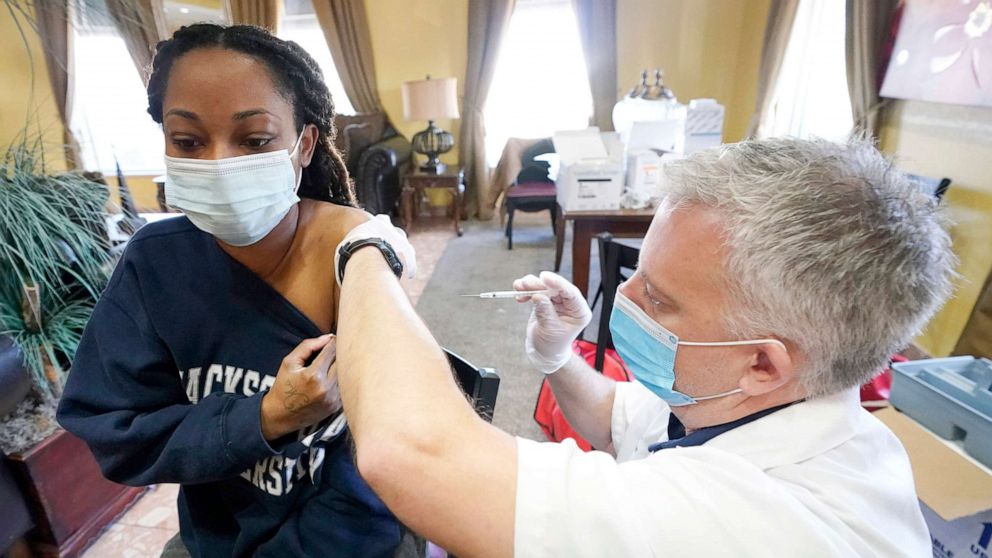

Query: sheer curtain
<box><xmin>572</xmin><ymin>0</ymin><xmax>617</xmax><ymax>131</ymax></box>
<box><xmin>35</xmin><ymin>0</ymin><xmax>81</xmax><ymax>167</ymax></box>
<box><xmin>70</xmin><ymin>1</ymin><xmax>165</xmax><ymax>174</ymax></box>
<box><xmin>747</xmin><ymin>0</ymin><xmax>800</xmax><ymax>138</ymax></box>
<box><xmin>312</xmin><ymin>0</ymin><xmax>382</xmax><ymax>113</ymax></box>
<box><xmin>846</xmin><ymin>0</ymin><xmax>898</xmax><ymax>138</ymax></box>
<box><xmin>458</xmin><ymin>0</ymin><xmax>516</xmax><ymax>219</ymax></box>
<box><xmin>279</xmin><ymin>0</ymin><xmax>355</xmax><ymax>115</ymax></box>
<box><xmin>105</xmin><ymin>0</ymin><xmax>167</xmax><ymax>85</ymax></box>
<box><xmin>483</xmin><ymin>0</ymin><xmax>593</xmax><ymax>166</ymax></box>
<box><xmin>757</xmin><ymin>0</ymin><xmax>853</xmax><ymax>140</ymax></box>
<box><xmin>228</xmin><ymin>0</ymin><xmax>282</xmax><ymax>32</ymax></box>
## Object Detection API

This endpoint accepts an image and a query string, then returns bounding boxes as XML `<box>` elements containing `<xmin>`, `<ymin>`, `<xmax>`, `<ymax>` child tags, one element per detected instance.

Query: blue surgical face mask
<box><xmin>164</xmin><ymin>130</ymin><xmax>305</xmax><ymax>247</ymax></box>
<box><xmin>609</xmin><ymin>288</ymin><xmax>787</xmax><ymax>406</ymax></box>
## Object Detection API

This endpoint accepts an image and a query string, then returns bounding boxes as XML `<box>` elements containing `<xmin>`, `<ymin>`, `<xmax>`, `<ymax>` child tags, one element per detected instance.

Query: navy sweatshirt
<box><xmin>57</xmin><ymin>216</ymin><xmax>401</xmax><ymax>557</ymax></box>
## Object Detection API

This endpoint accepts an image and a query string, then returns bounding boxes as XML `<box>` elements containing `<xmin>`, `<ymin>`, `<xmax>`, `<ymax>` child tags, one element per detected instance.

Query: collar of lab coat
<box><xmin>701</xmin><ymin>387</ymin><xmax>863</xmax><ymax>470</ymax></box>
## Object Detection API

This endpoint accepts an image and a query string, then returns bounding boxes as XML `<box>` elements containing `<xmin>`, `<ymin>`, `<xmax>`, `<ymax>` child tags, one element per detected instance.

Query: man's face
<box><xmin>619</xmin><ymin>203</ymin><xmax>744</xmax><ymax>399</ymax></box>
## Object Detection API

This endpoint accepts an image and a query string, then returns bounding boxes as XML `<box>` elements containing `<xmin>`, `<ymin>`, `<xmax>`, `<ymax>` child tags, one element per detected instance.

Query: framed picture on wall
<box><xmin>880</xmin><ymin>0</ymin><xmax>992</xmax><ymax>107</ymax></box>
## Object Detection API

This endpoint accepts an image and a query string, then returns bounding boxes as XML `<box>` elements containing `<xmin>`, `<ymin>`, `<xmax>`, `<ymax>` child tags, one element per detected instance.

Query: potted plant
<box><xmin>0</xmin><ymin>135</ymin><xmax>145</xmax><ymax>557</ymax></box>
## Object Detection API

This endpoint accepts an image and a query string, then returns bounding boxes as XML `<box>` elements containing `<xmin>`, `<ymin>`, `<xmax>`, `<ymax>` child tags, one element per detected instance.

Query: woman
<box><xmin>57</xmin><ymin>24</ymin><xmax>403</xmax><ymax>557</ymax></box>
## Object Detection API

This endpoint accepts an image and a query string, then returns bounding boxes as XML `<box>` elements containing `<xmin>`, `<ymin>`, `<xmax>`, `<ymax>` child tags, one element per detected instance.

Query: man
<box><xmin>328</xmin><ymin>138</ymin><xmax>955</xmax><ymax>557</ymax></box>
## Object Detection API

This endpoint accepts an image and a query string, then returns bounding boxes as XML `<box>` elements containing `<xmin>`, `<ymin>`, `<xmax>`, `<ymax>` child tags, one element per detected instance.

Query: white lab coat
<box><xmin>514</xmin><ymin>382</ymin><xmax>930</xmax><ymax>557</ymax></box>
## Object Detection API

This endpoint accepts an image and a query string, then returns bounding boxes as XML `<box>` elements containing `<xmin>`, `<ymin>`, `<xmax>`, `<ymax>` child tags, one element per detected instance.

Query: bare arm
<box><xmin>546</xmin><ymin>353</ymin><xmax>618</xmax><ymax>453</ymax></box>
<box><xmin>335</xmin><ymin>249</ymin><xmax>516</xmax><ymax>558</ymax></box>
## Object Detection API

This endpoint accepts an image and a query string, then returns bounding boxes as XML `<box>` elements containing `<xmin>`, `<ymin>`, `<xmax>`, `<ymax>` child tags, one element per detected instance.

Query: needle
<box><xmin>459</xmin><ymin>290</ymin><xmax>549</xmax><ymax>299</ymax></box>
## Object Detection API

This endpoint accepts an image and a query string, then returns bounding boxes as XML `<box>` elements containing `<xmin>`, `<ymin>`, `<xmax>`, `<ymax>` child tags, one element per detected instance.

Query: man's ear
<box><xmin>300</xmin><ymin>123</ymin><xmax>318</xmax><ymax>168</ymax></box>
<box><xmin>739</xmin><ymin>341</ymin><xmax>796</xmax><ymax>396</ymax></box>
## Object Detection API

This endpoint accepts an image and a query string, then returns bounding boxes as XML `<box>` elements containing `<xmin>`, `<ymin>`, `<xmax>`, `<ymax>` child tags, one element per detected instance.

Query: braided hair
<box><xmin>147</xmin><ymin>23</ymin><xmax>356</xmax><ymax>206</ymax></box>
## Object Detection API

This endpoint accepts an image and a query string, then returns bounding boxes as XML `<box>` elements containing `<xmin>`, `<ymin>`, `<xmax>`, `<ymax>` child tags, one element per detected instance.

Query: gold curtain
<box><xmin>34</xmin><ymin>0</ymin><xmax>81</xmax><ymax>167</ymax></box>
<box><xmin>105</xmin><ymin>0</ymin><xmax>167</xmax><ymax>86</ymax></box>
<box><xmin>572</xmin><ymin>0</ymin><xmax>617</xmax><ymax>131</ymax></box>
<box><xmin>313</xmin><ymin>0</ymin><xmax>382</xmax><ymax>114</ymax></box>
<box><xmin>845</xmin><ymin>0</ymin><xmax>899</xmax><ymax>138</ymax></box>
<box><xmin>746</xmin><ymin>0</ymin><xmax>800</xmax><ymax>138</ymax></box>
<box><xmin>458</xmin><ymin>0</ymin><xmax>517</xmax><ymax>220</ymax></box>
<box><xmin>228</xmin><ymin>0</ymin><xmax>283</xmax><ymax>33</ymax></box>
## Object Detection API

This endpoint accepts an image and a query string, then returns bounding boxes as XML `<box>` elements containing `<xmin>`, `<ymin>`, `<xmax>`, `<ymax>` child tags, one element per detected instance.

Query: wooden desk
<box><xmin>401</xmin><ymin>168</ymin><xmax>465</xmax><ymax>236</ymax></box>
<box><xmin>555</xmin><ymin>206</ymin><xmax>655</xmax><ymax>299</ymax></box>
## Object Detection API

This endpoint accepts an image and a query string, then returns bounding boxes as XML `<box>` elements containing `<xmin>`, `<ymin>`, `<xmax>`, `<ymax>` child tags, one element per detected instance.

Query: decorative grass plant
<box><xmin>0</xmin><ymin>133</ymin><xmax>113</xmax><ymax>398</ymax></box>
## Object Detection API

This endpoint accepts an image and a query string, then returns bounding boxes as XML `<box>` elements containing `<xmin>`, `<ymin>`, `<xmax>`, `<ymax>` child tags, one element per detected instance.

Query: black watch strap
<box><xmin>337</xmin><ymin>238</ymin><xmax>404</xmax><ymax>284</ymax></box>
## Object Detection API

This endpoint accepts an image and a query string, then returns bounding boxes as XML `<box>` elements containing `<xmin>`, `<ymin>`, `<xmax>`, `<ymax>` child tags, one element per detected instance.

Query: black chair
<box><xmin>592</xmin><ymin>233</ymin><xmax>641</xmax><ymax>371</ymax></box>
<box><xmin>445</xmin><ymin>348</ymin><xmax>500</xmax><ymax>422</ymax></box>
<box><xmin>906</xmin><ymin>173</ymin><xmax>952</xmax><ymax>204</ymax></box>
<box><xmin>505</xmin><ymin>140</ymin><xmax>558</xmax><ymax>250</ymax></box>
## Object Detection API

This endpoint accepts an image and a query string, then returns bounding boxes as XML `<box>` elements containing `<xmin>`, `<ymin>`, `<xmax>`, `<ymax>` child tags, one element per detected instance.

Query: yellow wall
<box><xmin>363</xmin><ymin>0</ymin><xmax>768</xmax><ymax>209</ymax></box>
<box><xmin>366</xmin><ymin>0</ymin><xmax>468</xmax><ymax>170</ymax></box>
<box><xmin>880</xmin><ymin>101</ymin><xmax>992</xmax><ymax>356</ymax></box>
<box><xmin>617</xmin><ymin>0</ymin><xmax>770</xmax><ymax>142</ymax></box>
<box><xmin>0</xmin><ymin>6</ymin><xmax>67</xmax><ymax>171</ymax></box>
<box><xmin>4</xmin><ymin>0</ymin><xmax>768</xmax><ymax>200</ymax></box>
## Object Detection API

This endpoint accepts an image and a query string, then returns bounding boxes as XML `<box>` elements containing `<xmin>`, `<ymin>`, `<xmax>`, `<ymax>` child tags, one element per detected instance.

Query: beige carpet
<box><xmin>414</xmin><ymin>212</ymin><xmax>577</xmax><ymax>441</ymax></box>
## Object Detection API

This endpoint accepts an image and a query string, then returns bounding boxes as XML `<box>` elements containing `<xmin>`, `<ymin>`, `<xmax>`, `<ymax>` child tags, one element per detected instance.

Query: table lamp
<box><xmin>401</xmin><ymin>75</ymin><xmax>459</xmax><ymax>174</ymax></box>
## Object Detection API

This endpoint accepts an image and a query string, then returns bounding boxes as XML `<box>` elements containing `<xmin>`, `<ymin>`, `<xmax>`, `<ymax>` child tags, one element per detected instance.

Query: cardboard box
<box><xmin>875</xmin><ymin>408</ymin><xmax>992</xmax><ymax>558</ymax></box>
<box><xmin>553</xmin><ymin>129</ymin><xmax>624</xmax><ymax>211</ymax></box>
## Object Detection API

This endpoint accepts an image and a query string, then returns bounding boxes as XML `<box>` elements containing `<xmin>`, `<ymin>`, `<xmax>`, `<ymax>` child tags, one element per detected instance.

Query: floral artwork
<box><xmin>881</xmin><ymin>0</ymin><xmax>992</xmax><ymax>107</ymax></box>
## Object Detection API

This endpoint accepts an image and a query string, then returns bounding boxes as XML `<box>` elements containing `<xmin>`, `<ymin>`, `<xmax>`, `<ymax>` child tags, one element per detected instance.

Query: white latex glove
<box><xmin>334</xmin><ymin>214</ymin><xmax>417</xmax><ymax>286</ymax></box>
<box><xmin>513</xmin><ymin>271</ymin><xmax>592</xmax><ymax>374</ymax></box>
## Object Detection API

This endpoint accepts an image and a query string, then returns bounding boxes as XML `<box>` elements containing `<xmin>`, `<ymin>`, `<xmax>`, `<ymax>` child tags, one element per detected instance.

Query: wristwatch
<box><xmin>336</xmin><ymin>237</ymin><xmax>404</xmax><ymax>284</ymax></box>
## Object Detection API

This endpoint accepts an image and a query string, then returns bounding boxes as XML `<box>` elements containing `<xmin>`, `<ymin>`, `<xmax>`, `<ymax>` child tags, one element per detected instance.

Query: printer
<box><xmin>552</xmin><ymin>128</ymin><xmax>624</xmax><ymax>212</ymax></box>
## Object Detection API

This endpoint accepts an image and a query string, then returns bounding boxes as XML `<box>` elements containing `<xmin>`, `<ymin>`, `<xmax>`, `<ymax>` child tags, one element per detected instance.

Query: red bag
<box><xmin>534</xmin><ymin>339</ymin><xmax>632</xmax><ymax>451</ymax></box>
<box><xmin>860</xmin><ymin>355</ymin><xmax>905</xmax><ymax>412</ymax></box>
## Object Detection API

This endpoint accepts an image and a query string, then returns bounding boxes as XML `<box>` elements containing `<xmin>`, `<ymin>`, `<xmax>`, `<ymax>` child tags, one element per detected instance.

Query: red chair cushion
<box><xmin>507</xmin><ymin>181</ymin><xmax>556</xmax><ymax>198</ymax></box>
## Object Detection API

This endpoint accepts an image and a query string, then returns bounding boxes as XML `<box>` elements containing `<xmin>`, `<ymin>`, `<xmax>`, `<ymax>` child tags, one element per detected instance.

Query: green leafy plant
<box><xmin>0</xmin><ymin>132</ymin><xmax>113</xmax><ymax>397</ymax></box>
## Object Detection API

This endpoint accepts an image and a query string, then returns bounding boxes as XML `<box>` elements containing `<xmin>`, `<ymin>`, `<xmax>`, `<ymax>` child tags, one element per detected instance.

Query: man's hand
<box><xmin>260</xmin><ymin>334</ymin><xmax>341</xmax><ymax>441</ymax></box>
<box><xmin>514</xmin><ymin>271</ymin><xmax>592</xmax><ymax>374</ymax></box>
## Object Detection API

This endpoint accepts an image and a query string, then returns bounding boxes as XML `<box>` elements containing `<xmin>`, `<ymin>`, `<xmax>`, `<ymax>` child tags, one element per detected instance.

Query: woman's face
<box><xmin>161</xmin><ymin>47</ymin><xmax>316</xmax><ymax>168</ymax></box>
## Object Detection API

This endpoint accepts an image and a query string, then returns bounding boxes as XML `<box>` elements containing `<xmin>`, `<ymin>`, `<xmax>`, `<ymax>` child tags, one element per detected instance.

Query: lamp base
<box><xmin>412</xmin><ymin>121</ymin><xmax>454</xmax><ymax>176</ymax></box>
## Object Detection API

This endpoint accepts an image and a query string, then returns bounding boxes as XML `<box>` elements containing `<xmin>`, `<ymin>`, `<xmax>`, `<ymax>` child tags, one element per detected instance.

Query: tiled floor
<box><xmin>78</xmin><ymin>216</ymin><xmax>457</xmax><ymax>558</ymax></box>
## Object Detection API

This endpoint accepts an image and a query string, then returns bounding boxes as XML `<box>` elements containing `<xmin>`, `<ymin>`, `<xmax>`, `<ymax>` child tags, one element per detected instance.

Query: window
<box><xmin>759</xmin><ymin>0</ymin><xmax>853</xmax><ymax>140</ymax></box>
<box><xmin>70</xmin><ymin>0</ymin><xmax>352</xmax><ymax>176</ymax></box>
<box><xmin>279</xmin><ymin>0</ymin><xmax>355</xmax><ymax>115</ymax></box>
<box><xmin>483</xmin><ymin>0</ymin><xmax>593</xmax><ymax>166</ymax></box>
<box><xmin>70</xmin><ymin>1</ymin><xmax>169</xmax><ymax>175</ymax></box>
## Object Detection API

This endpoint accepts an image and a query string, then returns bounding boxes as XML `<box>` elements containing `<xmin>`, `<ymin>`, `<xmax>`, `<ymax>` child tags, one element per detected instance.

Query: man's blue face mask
<box><xmin>609</xmin><ymin>288</ymin><xmax>787</xmax><ymax>406</ymax></box>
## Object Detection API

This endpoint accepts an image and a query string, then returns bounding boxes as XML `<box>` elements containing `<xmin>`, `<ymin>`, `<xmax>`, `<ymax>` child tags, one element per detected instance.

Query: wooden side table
<box><xmin>401</xmin><ymin>167</ymin><xmax>465</xmax><ymax>236</ymax></box>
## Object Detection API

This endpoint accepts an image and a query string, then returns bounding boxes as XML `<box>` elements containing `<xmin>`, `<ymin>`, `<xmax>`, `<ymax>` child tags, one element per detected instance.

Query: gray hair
<box><xmin>660</xmin><ymin>137</ymin><xmax>957</xmax><ymax>398</ymax></box>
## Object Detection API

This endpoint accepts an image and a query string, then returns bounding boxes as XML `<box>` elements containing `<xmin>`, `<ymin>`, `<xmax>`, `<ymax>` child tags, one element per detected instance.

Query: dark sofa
<box><xmin>0</xmin><ymin>336</ymin><xmax>34</xmax><ymax>556</ymax></box>
<box><xmin>332</xmin><ymin>113</ymin><xmax>412</xmax><ymax>216</ymax></box>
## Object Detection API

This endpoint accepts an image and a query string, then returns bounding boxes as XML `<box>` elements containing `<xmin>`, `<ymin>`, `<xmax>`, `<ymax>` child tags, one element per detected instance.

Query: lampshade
<box><xmin>401</xmin><ymin>77</ymin><xmax>460</xmax><ymax>121</ymax></box>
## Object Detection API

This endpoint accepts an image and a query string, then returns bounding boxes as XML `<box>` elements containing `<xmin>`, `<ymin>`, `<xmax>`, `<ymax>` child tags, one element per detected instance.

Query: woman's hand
<box><xmin>260</xmin><ymin>334</ymin><xmax>341</xmax><ymax>441</ymax></box>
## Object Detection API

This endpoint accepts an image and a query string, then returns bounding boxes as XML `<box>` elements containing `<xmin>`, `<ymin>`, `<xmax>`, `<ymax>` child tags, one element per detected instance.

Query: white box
<box><xmin>625</xmin><ymin>150</ymin><xmax>661</xmax><ymax>192</ymax></box>
<box><xmin>875</xmin><ymin>408</ymin><xmax>992</xmax><ymax>558</ymax></box>
<box><xmin>553</xmin><ymin>129</ymin><xmax>624</xmax><ymax>211</ymax></box>
<box><xmin>684</xmin><ymin>99</ymin><xmax>725</xmax><ymax>155</ymax></box>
